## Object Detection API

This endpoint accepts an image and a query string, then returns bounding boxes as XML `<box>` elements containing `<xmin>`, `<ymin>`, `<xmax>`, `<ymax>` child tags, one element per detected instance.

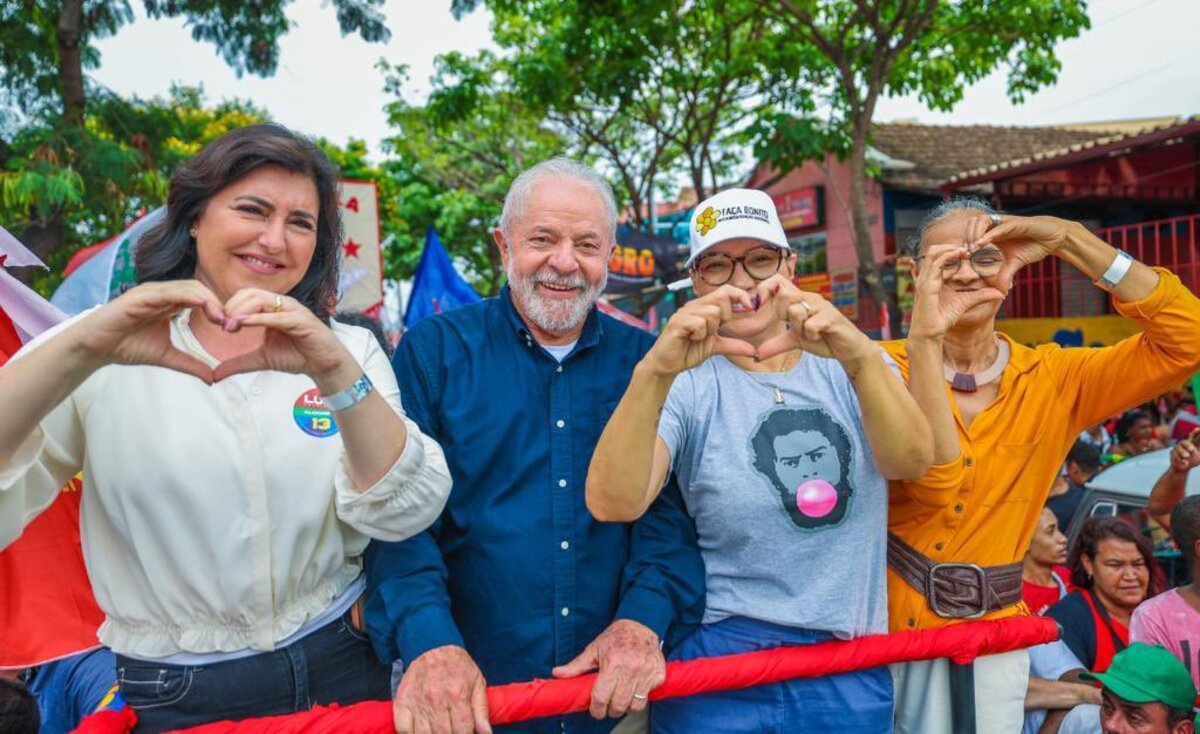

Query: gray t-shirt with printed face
<box><xmin>657</xmin><ymin>353</ymin><xmax>890</xmax><ymax>638</ymax></box>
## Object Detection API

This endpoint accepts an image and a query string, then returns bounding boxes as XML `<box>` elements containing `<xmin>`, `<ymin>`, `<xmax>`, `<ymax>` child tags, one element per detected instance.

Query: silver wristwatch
<box><xmin>321</xmin><ymin>373</ymin><xmax>374</xmax><ymax>412</ymax></box>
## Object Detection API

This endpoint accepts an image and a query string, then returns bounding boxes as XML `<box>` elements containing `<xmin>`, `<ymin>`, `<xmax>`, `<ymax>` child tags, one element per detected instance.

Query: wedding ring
<box><xmin>988</xmin><ymin>213</ymin><xmax>1002</xmax><ymax>226</ymax></box>
<box><xmin>273</xmin><ymin>294</ymin><xmax>283</xmax><ymax>313</ymax></box>
<box><xmin>632</xmin><ymin>693</ymin><xmax>648</xmax><ymax>700</ymax></box>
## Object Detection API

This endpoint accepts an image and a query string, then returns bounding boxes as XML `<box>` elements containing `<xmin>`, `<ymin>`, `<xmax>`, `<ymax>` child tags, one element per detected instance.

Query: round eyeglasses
<box><xmin>692</xmin><ymin>245</ymin><xmax>788</xmax><ymax>286</ymax></box>
<box><xmin>916</xmin><ymin>247</ymin><xmax>1005</xmax><ymax>277</ymax></box>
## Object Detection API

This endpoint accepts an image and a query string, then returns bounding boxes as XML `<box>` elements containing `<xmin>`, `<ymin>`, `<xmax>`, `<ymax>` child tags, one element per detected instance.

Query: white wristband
<box><xmin>321</xmin><ymin>373</ymin><xmax>373</xmax><ymax>411</ymax></box>
<box><xmin>1096</xmin><ymin>250</ymin><xmax>1134</xmax><ymax>290</ymax></box>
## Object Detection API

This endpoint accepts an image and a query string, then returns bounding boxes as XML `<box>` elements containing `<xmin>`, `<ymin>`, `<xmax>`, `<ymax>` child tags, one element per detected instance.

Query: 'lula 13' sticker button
<box><xmin>294</xmin><ymin>388</ymin><xmax>339</xmax><ymax>437</ymax></box>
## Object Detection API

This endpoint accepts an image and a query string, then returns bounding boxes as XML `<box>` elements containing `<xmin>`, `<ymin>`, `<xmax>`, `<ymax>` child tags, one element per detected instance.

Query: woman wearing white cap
<box><xmin>585</xmin><ymin>188</ymin><xmax>976</xmax><ymax>731</ymax></box>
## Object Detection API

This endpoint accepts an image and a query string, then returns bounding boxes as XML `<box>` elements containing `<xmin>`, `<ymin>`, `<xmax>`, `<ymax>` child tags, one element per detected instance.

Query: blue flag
<box><xmin>404</xmin><ymin>226</ymin><xmax>481</xmax><ymax>327</ymax></box>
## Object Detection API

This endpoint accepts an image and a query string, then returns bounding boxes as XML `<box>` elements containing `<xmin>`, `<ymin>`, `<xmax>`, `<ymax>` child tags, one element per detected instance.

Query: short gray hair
<box><xmin>908</xmin><ymin>196</ymin><xmax>999</xmax><ymax>255</ymax></box>
<box><xmin>499</xmin><ymin>157</ymin><xmax>618</xmax><ymax>240</ymax></box>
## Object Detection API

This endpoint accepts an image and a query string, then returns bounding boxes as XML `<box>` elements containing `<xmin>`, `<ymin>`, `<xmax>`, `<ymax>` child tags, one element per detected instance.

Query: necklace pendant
<box><xmin>951</xmin><ymin>373</ymin><xmax>978</xmax><ymax>393</ymax></box>
<box><xmin>773</xmin><ymin>387</ymin><xmax>785</xmax><ymax>404</ymax></box>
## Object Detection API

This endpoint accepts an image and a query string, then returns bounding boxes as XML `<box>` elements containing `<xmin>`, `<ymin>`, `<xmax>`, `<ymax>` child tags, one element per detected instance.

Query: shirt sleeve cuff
<box><xmin>397</xmin><ymin>604</ymin><xmax>466</xmax><ymax>665</ymax></box>
<box><xmin>0</xmin><ymin>425</ymin><xmax>47</xmax><ymax>489</ymax></box>
<box><xmin>1111</xmin><ymin>267</ymin><xmax>1177</xmax><ymax>320</ymax></box>
<box><xmin>334</xmin><ymin>420</ymin><xmax>452</xmax><ymax>541</ymax></box>
<box><xmin>615</xmin><ymin>586</ymin><xmax>674</xmax><ymax>643</ymax></box>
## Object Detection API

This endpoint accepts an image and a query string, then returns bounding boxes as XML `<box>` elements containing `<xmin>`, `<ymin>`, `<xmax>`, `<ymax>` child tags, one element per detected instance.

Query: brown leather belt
<box><xmin>887</xmin><ymin>533</ymin><xmax>1023</xmax><ymax>619</ymax></box>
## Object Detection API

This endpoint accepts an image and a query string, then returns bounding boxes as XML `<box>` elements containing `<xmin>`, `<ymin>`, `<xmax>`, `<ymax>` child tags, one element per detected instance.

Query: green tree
<box><xmin>754</xmin><ymin>0</ymin><xmax>1090</xmax><ymax>309</ymax></box>
<box><xmin>449</xmin><ymin>0</ymin><xmax>805</xmax><ymax>225</ymax></box>
<box><xmin>378</xmin><ymin>60</ymin><xmax>566</xmax><ymax>294</ymax></box>
<box><xmin>1</xmin><ymin>85</ymin><xmax>269</xmax><ymax>294</ymax></box>
<box><xmin>0</xmin><ymin>0</ymin><xmax>390</xmax><ymax>266</ymax></box>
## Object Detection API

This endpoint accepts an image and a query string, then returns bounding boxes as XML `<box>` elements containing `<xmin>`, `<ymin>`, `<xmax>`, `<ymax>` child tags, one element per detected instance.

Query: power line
<box><xmin>1033</xmin><ymin>51</ymin><xmax>1200</xmax><ymax>120</ymax></box>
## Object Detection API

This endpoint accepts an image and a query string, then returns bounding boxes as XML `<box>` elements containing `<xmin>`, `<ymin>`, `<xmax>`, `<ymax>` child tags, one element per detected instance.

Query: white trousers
<box><xmin>891</xmin><ymin>649</ymin><xmax>1030</xmax><ymax>734</ymax></box>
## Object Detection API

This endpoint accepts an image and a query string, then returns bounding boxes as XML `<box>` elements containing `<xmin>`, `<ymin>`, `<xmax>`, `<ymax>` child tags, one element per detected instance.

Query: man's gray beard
<box><xmin>506</xmin><ymin>263</ymin><xmax>607</xmax><ymax>334</ymax></box>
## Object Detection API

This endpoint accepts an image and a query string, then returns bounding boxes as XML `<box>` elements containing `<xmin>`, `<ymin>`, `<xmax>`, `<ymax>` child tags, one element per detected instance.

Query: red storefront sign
<box><xmin>772</xmin><ymin>187</ymin><xmax>823</xmax><ymax>230</ymax></box>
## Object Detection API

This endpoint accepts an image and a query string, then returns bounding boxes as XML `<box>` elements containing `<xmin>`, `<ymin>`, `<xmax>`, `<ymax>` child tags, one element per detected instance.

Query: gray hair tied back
<box><xmin>908</xmin><ymin>197</ymin><xmax>1000</xmax><ymax>256</ymax></box>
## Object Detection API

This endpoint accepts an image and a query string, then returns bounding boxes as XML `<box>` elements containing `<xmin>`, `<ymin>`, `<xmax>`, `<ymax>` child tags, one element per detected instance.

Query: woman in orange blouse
<box><xmin>886</xmin><ymin>198</ymin><xmax>1200</xmax><ymax>734</ymax></box>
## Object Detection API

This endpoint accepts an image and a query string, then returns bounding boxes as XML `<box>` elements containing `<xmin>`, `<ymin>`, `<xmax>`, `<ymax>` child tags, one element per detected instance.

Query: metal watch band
<box><xmin>321</xmin><ymin>373</ymin><xmax>373</xmax><ymax>412</ymax></box>
<box><xmin>1096</xmin><ymin>249</ymin><xmax>1134</xmax><ymax>289</ymax></box>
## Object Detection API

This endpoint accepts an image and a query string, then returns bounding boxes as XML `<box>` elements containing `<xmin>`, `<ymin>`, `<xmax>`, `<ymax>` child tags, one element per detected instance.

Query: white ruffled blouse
<box><xmin>0</xmin><ymin>311</ymin><xmax>451</xmax><ymax>658</ymax></box>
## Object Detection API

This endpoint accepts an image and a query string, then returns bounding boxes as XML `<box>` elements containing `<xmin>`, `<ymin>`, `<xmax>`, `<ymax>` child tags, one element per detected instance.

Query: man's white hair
<box><xmin>499</xmin><ymin>157</ymin><xmax>618</xmax><ymax>240</ymax></box>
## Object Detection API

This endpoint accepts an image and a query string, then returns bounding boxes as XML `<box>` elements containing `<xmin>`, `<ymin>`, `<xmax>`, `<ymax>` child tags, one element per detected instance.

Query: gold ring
<box><xmin>273</xmin><ymin>294</ymin><xmax>283</xmax><ymax>313</ymax></box>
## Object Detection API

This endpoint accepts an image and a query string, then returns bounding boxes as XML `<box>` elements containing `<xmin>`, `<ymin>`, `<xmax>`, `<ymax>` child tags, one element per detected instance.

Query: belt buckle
<box><xmin>928</xmin><ymin>562</ymin><xmax>988</xmax><ymax>619</ymax></box>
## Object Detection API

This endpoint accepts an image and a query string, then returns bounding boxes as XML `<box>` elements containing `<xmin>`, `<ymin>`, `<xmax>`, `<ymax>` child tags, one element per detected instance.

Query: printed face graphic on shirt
<box><xmin>750</xmin><ymin>407</ymin><xmax>854</xmax><ymax>529</ymax></box>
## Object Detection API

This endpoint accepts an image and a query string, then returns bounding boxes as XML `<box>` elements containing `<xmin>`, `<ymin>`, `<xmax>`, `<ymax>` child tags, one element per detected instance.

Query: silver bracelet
<box><xmin>1095</xmin><ymin>250</ymin><xmax>1134</xmax><ymax>290</ymax></box>
<box><xmin>321</xmin><ymin>373</ymin><xmax>374</xmax><ymax>412</ymax></box>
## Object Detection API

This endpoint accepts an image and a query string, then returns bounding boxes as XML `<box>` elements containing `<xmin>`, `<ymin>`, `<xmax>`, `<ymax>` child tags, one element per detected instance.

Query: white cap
<box><xmin>686</xmin><ymin>188</ymin><xmax>789</xmax><ymax>266</ymax></box>
<box><xmin>666</xmin><ymin>188</ymin><xmax>789</xmax><ymax>291</ymax></box>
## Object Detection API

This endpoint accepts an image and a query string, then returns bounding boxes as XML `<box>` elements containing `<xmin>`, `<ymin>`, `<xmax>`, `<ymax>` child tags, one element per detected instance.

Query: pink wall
<box><xmin>758</xmin><ymin>155</ymin><xmax>886</xmax><ymax>270</ymax></box>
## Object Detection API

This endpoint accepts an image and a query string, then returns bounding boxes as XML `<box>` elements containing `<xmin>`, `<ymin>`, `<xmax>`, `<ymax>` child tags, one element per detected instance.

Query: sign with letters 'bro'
<box><xmin>337</xmin><ymin>179</ymin><xmax>383</xmax><ymax>316</ymax></box>
<box><xmin>606</xmin><ymin>225</ymin><xmax>680</xmax><ymax>296</ymax></box>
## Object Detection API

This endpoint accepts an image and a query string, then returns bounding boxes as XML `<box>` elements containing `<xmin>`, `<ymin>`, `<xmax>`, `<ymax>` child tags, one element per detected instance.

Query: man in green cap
<box><xmin>1082</xmin><ymin>643</ymin><xmax>1197</xmax><ymax>734</ymax></box>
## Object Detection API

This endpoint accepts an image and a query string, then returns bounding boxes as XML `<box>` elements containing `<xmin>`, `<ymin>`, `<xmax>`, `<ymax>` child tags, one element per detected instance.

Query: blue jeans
<box><xmin>651</xmin><ymin>616</ymin><xmax>894</xmax><ymax>733</ymax></box>
<box><xmin>24</xmin><ymin>647</ymin><xmax>123</xmax><ymax>734</ymax></box>
<box><xmin>115</xmin><ymin>610</ymin><xmax>390</xmax><ymax>733</ymax></box>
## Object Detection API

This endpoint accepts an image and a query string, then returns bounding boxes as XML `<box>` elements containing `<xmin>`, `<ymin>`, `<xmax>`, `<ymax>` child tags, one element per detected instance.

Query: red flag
<box><xmin>0</xmin><ymin>307</ymin><xmax>21</xmax><ymax>364</ymax></box>
<box><xmin>0</xmin><ymin>475</ymin><xmax>104</xmax><ymax>668</ymax></box>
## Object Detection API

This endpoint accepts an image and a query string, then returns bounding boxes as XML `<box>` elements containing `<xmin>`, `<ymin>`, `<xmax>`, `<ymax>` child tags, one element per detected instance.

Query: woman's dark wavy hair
<box><xmin>135</xmin><ymin>123</ymin><xmax>342</xmax><ymax>321</ymax></box>
<box><xmin>1067</xmin><ymin>516</ymin><xmax>1166</xmax><ymax>597</ymax></box>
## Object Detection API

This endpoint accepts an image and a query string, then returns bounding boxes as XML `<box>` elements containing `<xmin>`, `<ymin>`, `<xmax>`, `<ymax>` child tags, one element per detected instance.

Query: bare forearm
<box><xmin>905</xmin><ymin>335</ymin><xmax>960</xmax><ymax>464</ymax></box>
<box><xmin>847</xmin><ymin>353</ymin><xmax>934</xmax><ymax>479</ymax></box>
<box><xmin>1025</xmin><ymin>677</ymin><xmax>1102</xmax><ymax>710</ymax></box>
<box><xmin>586</xmin><ymin>363</ymin><xmax>674</xmax><ymax>522</ymax></box>
<box><xmin>1148</xmin><ymin>466</ymin><xmax>1188</xmax><ymax>529</ymax></box>
<box><xmin>0</xmin><ymin>323</ymin><xmax>99</xmax><ymax>464</ymax></box>
<box><xmin>315</xmin><ymin>366</ymin><xmax>406</xmax><ymax>492</ymax></box>
<box><xmin>1059</xmin><ymin>221</ymin><xmax>1159</xmax><ymax>302</ymax></box>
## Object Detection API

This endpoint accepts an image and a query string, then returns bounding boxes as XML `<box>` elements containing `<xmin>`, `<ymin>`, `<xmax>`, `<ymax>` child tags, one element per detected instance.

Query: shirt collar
<box><xmin>998</xmin><ymin>331</ymin><xmax>1043</xmax><ymax>375</ymax></box>
<box><xmin>499</xmin><ymin>285</ymin><xmax>604</xmax><ymax>352</ymax></box>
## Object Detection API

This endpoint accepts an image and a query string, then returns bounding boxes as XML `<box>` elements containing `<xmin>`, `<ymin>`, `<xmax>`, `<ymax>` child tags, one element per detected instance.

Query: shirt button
<box><xmin>251</xmin><ymin>386</ymin><xmax>262</xmax><ymax>396</ymax></box>
<box><xmin>556</xmin><ymin>366</ymin><xmax>563</xmax><ymax>373</ymax></box>
<box><xmin>964</xmin><ymin>456</ymin><xmax>974</xmax><ymax>467</ymax></box>
<box><xmin>560</xmin><ymin>540</ymin><xmax>570</xmax><ymax>551</ymax></box>
<box><xmin>556</xmin><ymin>419</ymin><xmax>566</xmax><ymax>428</ymax></box>
<box><xmin>935</xmin><ymin>542</ymin><xmax>945</xmax><ymax>551</ymax></box>
<box><xmin>906</xmin><ymin>618</ymin><xmax>916</xmax><ymax>628</ymax></box>
<box><xmin>561</xmin><ymin>607</ymin><xmax>570</xmax><ymax>617</ymax></box>
<box><xmin>954</xmin><ymin>503</ymin><xmax>964</xmax><ymax>514</ymax></box>
<box><xmin>558</xmin><ymin>479</ymin><xmax>567</xmax><ymax>488</ymax></box>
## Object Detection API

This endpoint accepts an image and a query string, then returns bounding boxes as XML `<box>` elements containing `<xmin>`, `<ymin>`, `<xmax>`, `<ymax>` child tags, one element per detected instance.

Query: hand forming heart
<box><xmin>967</xmin><ymin>212</ymin><xmax>1072</xmax><ymax>292</ymax></box>
<box><xmin>753</xmin><ymin>275</ymin><xmax>876</xmax><ymax>366</ymax></box>
<box><xmin>76</xmin><ymin>280</ymin><xmax>353</xmax><ymax>387</ymax></box>
<box><xmin>907</xmin><ymin>244</ymin><xmax>1006</xmax><ymax>340</ymax></box>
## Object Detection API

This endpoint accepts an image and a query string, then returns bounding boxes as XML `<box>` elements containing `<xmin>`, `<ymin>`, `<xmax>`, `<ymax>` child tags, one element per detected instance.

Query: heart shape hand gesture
<box><xmin>753</xmin><ymin>275</ymin><xmax>876</xmax><ymax>367</ymax></box>
<box><xmin>907</xmin><ymin>244</ymin><xmax>1006</xmax><ymax>340</ymax></box>
<box><xmin>641</xmin><ymin>285</ymin><xmax>758</xmax><ymax>376</ymax></box>
<box><xmin>76</xmin><ymin>281</ymin><xmax>354</xmax><ymax>387</ymax></box>
<box><xmin>968</xmin><ymin>212</ymin><xmax>1073</xmax><ymax>292</ymax></box>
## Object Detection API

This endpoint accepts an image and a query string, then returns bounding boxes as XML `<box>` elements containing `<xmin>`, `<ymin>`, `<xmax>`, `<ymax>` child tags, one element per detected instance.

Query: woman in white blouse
<box><xmin>0</xmin><ymin>124</ymin><xmax>452</xmax><ymax>731</ymax></box>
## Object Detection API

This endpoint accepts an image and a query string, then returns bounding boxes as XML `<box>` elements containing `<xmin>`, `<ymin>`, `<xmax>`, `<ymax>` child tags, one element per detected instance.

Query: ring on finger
<box><xmin>273</xmin><ymin>294</ymin><xmax>283</xmax><ymax>313</ymax></box>
<box><xmin>632</xmin><ymin>693</ymin><xmax>648</xmax><ymax>701</ymax></box>
<box><xmin>799</xmin><ymin>301</ymin><xmax>813</xmax><ymax>315</ymax></box>
<box><xmin>988</xmin><ymin>212</ymin><xmax>1001</xmax><ymax>226</ymax></box>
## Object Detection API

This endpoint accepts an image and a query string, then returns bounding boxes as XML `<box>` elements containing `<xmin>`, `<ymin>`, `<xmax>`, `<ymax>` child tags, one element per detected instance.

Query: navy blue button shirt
<box><xmin>365</xmin><ymin>288</ymin><xmax>705</xmax><ymax>734</ymax></box>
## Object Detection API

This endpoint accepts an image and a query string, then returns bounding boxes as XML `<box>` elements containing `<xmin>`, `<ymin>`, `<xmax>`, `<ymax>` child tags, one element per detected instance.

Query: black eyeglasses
<box><xmin>691</xmin><ymin>245</ymin><xmax>788</xmax><ymax>286</ymax></box>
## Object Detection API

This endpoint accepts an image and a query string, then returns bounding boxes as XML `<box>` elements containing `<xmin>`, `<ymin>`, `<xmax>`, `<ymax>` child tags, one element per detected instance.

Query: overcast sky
<box><xmin>92</xmin><ymin>0</ymin><xmax>1200</xmax><ymax>168</ymax></box>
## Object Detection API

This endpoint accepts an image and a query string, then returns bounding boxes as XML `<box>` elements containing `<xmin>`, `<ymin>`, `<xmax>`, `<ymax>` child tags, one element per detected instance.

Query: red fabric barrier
<box><xmin>73</xmin><ymin>616</ymin><xmax>1059</xmax><ymax>733</ymax></box>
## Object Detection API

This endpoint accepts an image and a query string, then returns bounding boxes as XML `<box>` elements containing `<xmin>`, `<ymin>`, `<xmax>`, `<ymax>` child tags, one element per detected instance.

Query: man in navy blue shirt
<box><xmin>365</xmin><ymin>158</ymin><xmax>705</xmax><ymax>734</ymax></box>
